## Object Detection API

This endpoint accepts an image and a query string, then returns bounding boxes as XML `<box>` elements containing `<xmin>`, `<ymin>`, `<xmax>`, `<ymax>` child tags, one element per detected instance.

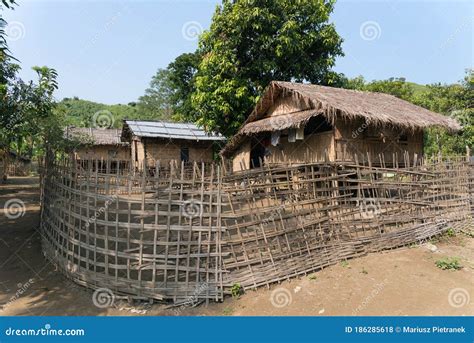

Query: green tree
<box><xmin>137</xmin><ymin>68</ymin><xmax>173</xmax><ymax>119</ymax></box>
<box><xmin>1</xmin><ymin>0</ymin><xmax>62</xmax><ymax>158</ymax></box>
<box><xmin>365</xmin><ymin>78</ymin><xmax>414</xmax><ymax>101</ymax></box>
<box><xmin>414</xmin><ymin>69</ymin><xmax>473</xmax><ymax>156</ymax></box>
<box><xmin>191</xmin><ymin>0</ymin><xmax>343</xmax><ymax>135</ymax></box>
<box><xmin>167</xmin><ymin>52</ymin><xmax>201</xmax><ymax>121</ymax></box>
<box><xmin>339</xmin><ymin>76</ymin><xmax>414</xmax><ymax>100</ymax></box>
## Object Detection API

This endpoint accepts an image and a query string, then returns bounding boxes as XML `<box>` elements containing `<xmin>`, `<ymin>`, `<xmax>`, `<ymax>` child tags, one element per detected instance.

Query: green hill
<box><xmin>406</xmin><ymin>82</ymin><xmax>429</xmax><ymax>95</ymax></box>
<box><xmin>59</xmin><ymin>98</ymin><xmax>158</xmax><ymax>128</ymax></box>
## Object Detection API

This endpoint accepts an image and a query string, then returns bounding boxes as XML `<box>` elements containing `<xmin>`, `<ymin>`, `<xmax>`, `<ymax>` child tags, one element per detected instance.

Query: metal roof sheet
<box><xmin>124</xmin><ymin>120</ymin><xmax>226</xmax><ymax>141</ymax></box>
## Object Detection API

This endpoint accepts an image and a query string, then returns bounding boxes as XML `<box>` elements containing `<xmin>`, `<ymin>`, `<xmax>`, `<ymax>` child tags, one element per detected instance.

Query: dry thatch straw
<box><xmin>222</xmin><ymin>81</ymin><xmax>461</xmax><ymax>156</ymax></box>
<box><xmin>65</xmin><ymin>127</ymin><xmax>127</xmax><ymax>146</ymax></box>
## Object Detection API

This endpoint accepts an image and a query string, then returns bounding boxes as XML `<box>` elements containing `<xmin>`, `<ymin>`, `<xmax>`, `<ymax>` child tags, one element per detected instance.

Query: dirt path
<box><xmin>0</xmin><ymin>177</ymin><xmax>472</xmax><ymax>316</ymax></box>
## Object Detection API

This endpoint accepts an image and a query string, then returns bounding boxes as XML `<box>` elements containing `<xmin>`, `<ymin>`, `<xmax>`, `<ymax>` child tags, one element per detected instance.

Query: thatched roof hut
<box><xmin>65</xmin><ymin>127</ymin><xmax>129</xmax><ymax>161</ymax></box>
<box><xmin>222</xmin><ymin>81</ymin><xmax>461</xmax><ymax>170</ymax></box>
<box><xmin>65</xmin><ymin>127</ymin><xmax>126</xmax><ymax>146</ymax></box>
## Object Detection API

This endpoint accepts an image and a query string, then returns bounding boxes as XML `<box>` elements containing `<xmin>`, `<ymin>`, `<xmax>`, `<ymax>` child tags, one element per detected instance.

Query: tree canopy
<box><xmin>1</xmin><ymin>1</ymin><xmax>61</xmax><ymax>158</ymax></box>
<box><xmin>191</xmin><ymin>0</ymin><xmax>343</xmax><ymax>135</ymax></box>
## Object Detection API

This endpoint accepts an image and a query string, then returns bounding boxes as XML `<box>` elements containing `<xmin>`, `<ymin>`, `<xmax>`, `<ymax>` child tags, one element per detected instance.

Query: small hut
<box><xmin>222</xmin><ymin>81</ymin><xmax>461</xmax><ymax>170</ymax></box>
<box><xmin>65</xmin><ymin>127</ymin><xmax>130</xmax><ymax>170</ymax></box>
<box><xmin>121</xmin><ymin>120</ymin><xmax>226</xmax><ymax>168</ymax></box>
<box><xmin>6</xmin><ymin>151</ymin><xmax>32</xmax><ymax>176</ymax></box>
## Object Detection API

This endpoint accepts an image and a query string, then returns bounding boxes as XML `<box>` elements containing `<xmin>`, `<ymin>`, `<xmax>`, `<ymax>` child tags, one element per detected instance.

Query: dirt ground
<box><xmin>0</xmin><ymin>176</ymin><xmax>472</xmax><ymax>316</ymax></box>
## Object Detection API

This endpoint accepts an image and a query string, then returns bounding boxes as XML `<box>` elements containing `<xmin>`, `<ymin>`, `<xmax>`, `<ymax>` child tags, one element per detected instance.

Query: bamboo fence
<box><xmin>40</xmin><ymin>154</ymin><xmax>473</xmax><ymax>303</ymax></box>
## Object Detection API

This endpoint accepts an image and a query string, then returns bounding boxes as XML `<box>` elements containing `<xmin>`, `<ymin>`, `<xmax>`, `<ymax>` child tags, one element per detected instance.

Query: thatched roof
<box><xmin>222</xmin><ymin>81</ymin><xmax>461</xmax><ymax>156</ymax></box>
<box><xmin>65</xmin><ymin>127</ymin><xmax>127</xmax><ymax>146</ymax></box>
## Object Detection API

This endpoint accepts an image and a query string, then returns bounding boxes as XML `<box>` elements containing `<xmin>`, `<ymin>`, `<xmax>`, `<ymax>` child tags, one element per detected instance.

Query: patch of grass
<box><xmin>444</xmin><ymin>228</ymin><xmax>456</xmax><ymax>237</ymax></box>
<box><xmin>435</xmin><ymin>257</ymin><xmax>462</xmax><ymax>270</ymax></box>
<box><xmin>222</xmin><ymin>307</ymin><xmax>234</xmax><ymax>316</ymax></box>
<box><xmin>230</xmin><ymin>283</ymin><xmax>243</xmax><ymax>299</ymax></box>
<box><xmin>308</xmin><ymin>274</ymin><xmax>317</xmax><ymax>280</ymax></box>
<box><xmin>340</xmin><ymin>261</ymin><xmax>350</xmax><ymax>268</ymax></box>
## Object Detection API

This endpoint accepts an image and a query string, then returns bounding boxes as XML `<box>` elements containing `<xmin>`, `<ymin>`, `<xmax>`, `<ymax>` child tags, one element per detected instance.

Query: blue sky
<box><xmin>4</xmin><ymin>0</ymin><xmax>473</xmax><ymax>104</ymax></box>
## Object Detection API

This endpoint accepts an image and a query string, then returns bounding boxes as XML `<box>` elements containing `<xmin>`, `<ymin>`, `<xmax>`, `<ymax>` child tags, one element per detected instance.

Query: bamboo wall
<box><xmin>40</xmin><ymin>155</ymin><xmax>473</xmax><ymax>303</ymax></box>
<box><xmin>74</xmin><ymin>145</ymin><xmax>130</xmax><ymax>162</ymax></box>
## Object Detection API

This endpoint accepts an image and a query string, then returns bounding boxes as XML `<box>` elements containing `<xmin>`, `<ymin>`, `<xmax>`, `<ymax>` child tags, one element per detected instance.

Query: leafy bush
<box><xmin>435</xmin><ymin>257</ymin><xmax>462</xmax><ymax>270</ymax></box>
<box><xmin>230</xmin><ymin>283</ymin><xmax>243</xmax><ymax>299</ymax></box>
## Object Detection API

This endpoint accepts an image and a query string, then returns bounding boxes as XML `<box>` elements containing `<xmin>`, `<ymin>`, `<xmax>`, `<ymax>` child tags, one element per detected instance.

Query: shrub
<box><xmin>435</xmin><ymin>257</ymin><xmax>462</xmax><ymax>270</ymax></box>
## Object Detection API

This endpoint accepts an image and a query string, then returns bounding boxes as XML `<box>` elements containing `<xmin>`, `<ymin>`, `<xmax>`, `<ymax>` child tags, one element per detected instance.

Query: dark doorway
<box><xmin>180</xmin><ymin>147</ymin><xmax>190</xmax><ymax>163</ymax></box>
<box><xmin>250</xmin><ymin>138</ymin><xmax>266</xmax><ymax>169</ymax></box>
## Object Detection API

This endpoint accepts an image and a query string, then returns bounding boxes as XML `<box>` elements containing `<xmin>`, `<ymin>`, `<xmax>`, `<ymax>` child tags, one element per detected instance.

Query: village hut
<box><xmin>222</xmin><ymin>81</ymin><xmax>461</xmax><ymax>171</ymax></box>
<box><xmin>65</xmin><ymin>127</ymin><xmax>130</xmax><ymax>170</ymax></box>
<box><xmin>121</xmin><ymin>120</ymin><xmax>226</xmax><ymax>168</ymax></box>
<box><xmin>6</xmin><ymin>151</ymin><xmax>32</xmax><ymax>176</ymax></box>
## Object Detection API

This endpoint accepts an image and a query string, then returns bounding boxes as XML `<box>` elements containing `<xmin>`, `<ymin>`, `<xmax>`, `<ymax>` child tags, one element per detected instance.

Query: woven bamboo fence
<box><xmin>40</xmin><ymin>155</ymin><xmax>473</xmax><ymax>304</ymax></box>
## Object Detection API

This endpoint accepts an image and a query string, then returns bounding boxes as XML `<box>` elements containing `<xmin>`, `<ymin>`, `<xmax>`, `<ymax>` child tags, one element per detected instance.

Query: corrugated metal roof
<box><xmin>124</xmin><ymin>120</ymin><xmax>226</xmax><ymax>141</ymax></box>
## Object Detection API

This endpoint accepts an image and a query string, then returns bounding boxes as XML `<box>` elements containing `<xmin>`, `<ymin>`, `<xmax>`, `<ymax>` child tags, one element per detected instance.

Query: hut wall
<box><xmin>266</xmin><ymin>130</ymin><xmax>335</xmax><ymax>164</ymax></box>
<box><xmin>232</xmin><ymin>142</ymin><xmax>251</xmax><ymax>171</ymax></box>
<box><xmin>334</xmin><ymin>118</ymin><xmax>424</xmax><ymax>165</ymax></box>
<box><xmin>143</xmin><ymin>138</ymin><xmax>214</xmax><ymax>166</ymax></box>
<box><xmin>75</xmin><ymin>145</ymin><xmax>130</xmax><ymax>161</ymax></box>
<box><xmin>131</xmin><ymin>138</ymin><xmax>146</xmax><ymax>165</ymax></box>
